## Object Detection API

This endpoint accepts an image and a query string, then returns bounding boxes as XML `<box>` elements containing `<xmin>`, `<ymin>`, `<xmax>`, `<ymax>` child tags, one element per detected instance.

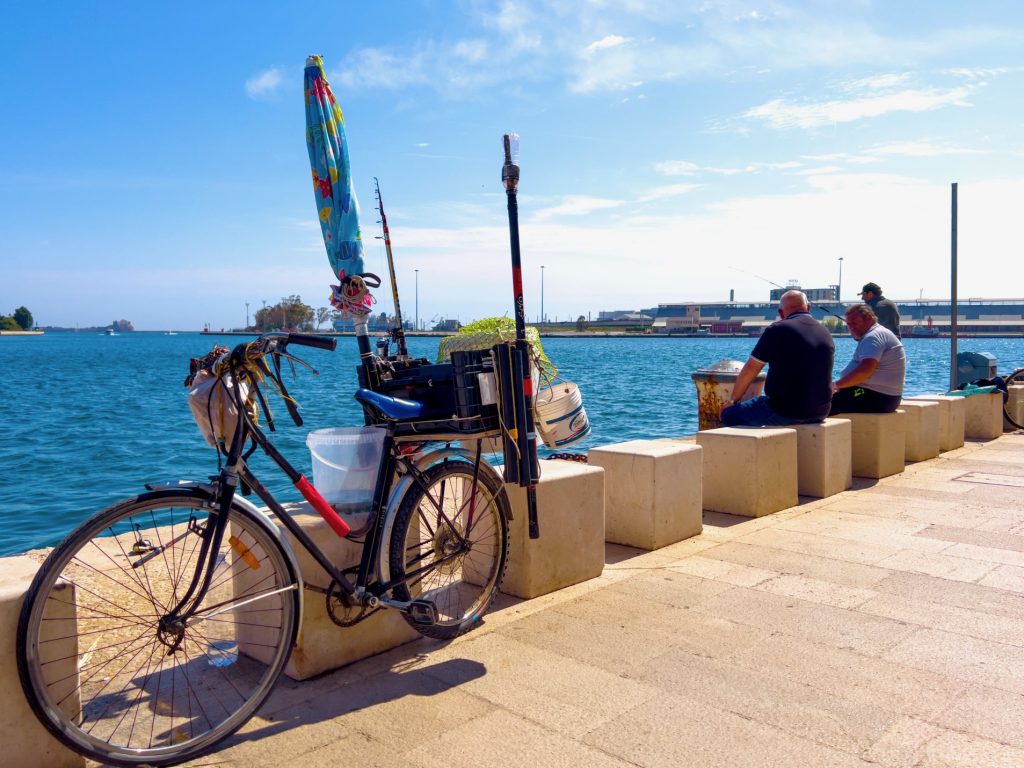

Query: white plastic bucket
<box><xmin>306</xmin><ymin>427</ymin><xmax>386</xmax><ymax>507</ymax></box>
<box><xmin>534</xmin><ymin>381</ymin><xmax>590</xmax><ymax>449</ymax></box>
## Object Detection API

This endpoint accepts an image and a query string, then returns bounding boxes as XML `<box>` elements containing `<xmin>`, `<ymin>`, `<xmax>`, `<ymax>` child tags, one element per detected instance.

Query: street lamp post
<box><xmin>245</xmin><ymin>302</ymin><xmax>249</xmax><ymax>330</ymax></box>
<box><xmin>837</xmin><ymin>257</ymin><xmax>844</xmax><ymax>303</ymax></box>
<box><xmin>540</xmin><ymin>265</ymin><xmax>545</xmax><ymax>325</ymax></box>
<box><xmin>414</xmin><ymin>269</ymin><xmax>419</xmax><ymax>332</ymax></box>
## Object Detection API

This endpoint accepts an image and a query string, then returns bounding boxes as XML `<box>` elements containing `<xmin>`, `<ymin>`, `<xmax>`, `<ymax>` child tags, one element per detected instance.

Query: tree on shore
<box><xmin>254</xmin><ymin>296</ymin><xmax>315</xmax><ymax>331</ymax></box>
<box><xmin>13</xmin><ymin>306</ymin><xmax>34</xmax><ymax>330</ymax></box>
<box><xmin>0</xmin><ymin>316</ymin><xmax>20</xmax><ymax>331</ymax></box>
<box><xmin>315</xmin><ymin>306</ymin><xmax>332</xmax><ymax>330</ymax></box>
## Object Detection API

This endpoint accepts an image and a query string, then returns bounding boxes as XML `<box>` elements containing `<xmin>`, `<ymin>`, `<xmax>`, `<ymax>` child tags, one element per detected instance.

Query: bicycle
<box><xmin>17</xmin><ymin>332</ymin><xmax>510</xmax><ymax>766</ymax></box>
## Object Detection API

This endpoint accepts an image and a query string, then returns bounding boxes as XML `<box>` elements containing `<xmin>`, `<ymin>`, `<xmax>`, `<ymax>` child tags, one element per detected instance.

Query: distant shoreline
<box><xmin>0</xmin><ymin>330</ymin><xmax>44</xmax><ymax>336</ymax></box>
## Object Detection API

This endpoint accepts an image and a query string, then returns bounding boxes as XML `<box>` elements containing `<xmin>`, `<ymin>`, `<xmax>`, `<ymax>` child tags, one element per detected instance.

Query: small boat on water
<box><xmin>104</xmin><ymin>328</ymin><xmax>119</xmax><ymax>336</ymax></box>
<box><xmin>910</xmin><ymin>316</ymin><xmax>940</xmax><ymax>337</ymax></box>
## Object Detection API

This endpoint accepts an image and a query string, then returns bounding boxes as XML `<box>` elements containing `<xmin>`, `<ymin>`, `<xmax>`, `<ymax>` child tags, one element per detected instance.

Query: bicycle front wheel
<box><xmin>389</xmin><ymin>461</ymin><xmax>509</xmax><ymax>640</ymax></box>
<box><xmin>17</xmin><ymin>490</ymin><xmax>299</xmax><ymax>767</ymax></box>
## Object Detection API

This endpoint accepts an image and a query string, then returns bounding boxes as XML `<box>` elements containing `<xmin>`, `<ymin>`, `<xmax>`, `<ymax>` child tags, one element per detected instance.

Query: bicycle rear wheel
<box><xmin>17</xmin><ymin>490</ymin><xmax>299</xmax><ymax>767</ymax></box>
<box><xmin>389</xmin><ymin>461</ymin><xmax>509</xmax><ymax>640</ymax></box>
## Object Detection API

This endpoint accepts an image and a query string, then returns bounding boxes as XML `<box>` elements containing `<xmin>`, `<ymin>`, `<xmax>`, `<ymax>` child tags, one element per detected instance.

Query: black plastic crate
<box><xmin>451</xmin><ymin>350</ymin><xmax>499</xmax><ymax>433</ymax></box>
<box><xmin>358</xmin><ymin>359</ymin><xmax>456</xmax><ymax>419</ymax></box>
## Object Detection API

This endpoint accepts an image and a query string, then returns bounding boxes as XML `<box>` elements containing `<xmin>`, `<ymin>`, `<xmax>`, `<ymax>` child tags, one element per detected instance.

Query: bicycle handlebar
<box><xmin>282</xmin><ymin>333</ymin><xmax>337</xmax><ymax>351</ymax></box>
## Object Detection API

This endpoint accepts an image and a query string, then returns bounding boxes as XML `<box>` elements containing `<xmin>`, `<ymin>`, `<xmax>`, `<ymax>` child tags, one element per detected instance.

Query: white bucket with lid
<box><xmin>534</xmin><ymin>381</ymin><xmax>590</xmax><ymax>449</ymax></box>
<box><xmin>306</xmin><ymin>427</ymin><xmax>385</xmax><ymax>509</ymax></box>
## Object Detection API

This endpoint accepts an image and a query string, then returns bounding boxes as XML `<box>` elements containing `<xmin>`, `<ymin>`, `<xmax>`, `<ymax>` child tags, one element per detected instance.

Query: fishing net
<box><xmin>437</xmin><ymin>317</ymin><xmax>558</xmax><ymax>380</ymax></box>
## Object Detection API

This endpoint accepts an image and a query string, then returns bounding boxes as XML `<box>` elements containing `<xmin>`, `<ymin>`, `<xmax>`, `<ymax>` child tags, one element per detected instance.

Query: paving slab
<box><xmin>162</xmin><ymin>434</ymin><xmax>1024</xmax><ymax>768</ymax></box>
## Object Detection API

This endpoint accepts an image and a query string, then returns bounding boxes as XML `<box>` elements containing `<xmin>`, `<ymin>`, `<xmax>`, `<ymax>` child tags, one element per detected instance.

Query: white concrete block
<box><xmin>236</xmin><ymin>505</ymin><xmax>420</xmax><ymax>681</ymax></box>
<box><xmin>898</xmin><ymin>400</ymin><xmax>941</xmax><ymax>462</ymax></box>
<box><xmin>844</xmin><ymin>411</ymin><xmax>906</xmax><ymax>479</ymax></box>
<box><xmin>791</xmin><ymin>418</ymin><xmax>852</xmax><ymax>498</ymax></box>
<box><xmin>0</xmin><ymin>556</ymin><xmax>85</xmax><ymax>768</ymax></box>
<box><xmin>1005</xmin><ymin>385</ymin><xmax>1024</xmax><ymax>430</ymax></box>
<box><xmin>961</xmin><ymin>392</ymin><xmax>1003</xmax><ymax>439</ymax></box>
<box><xmin>589</xmin><ymin>439</ymin><xmax>702</xmax><ymax>550</ymax></box>
<box><xmin>502</xmin><ymin>459</ymin><xmax>605</xmax><ymax>599</ymax></box>
<box><xmin>905</xmin><ymin>395</ymin><xmax>965</xmax><ymax>451</ymax></box>
<box><xmin>696</xmin><ymin>427</ymin><xmax>797</xmax><ymax>517</ymax></box>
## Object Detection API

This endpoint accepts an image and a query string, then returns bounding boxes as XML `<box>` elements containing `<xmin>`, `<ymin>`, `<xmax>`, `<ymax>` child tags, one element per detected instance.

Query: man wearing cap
<box><xmin>830</xmin><ymin>303</ymin><xmax>905</xmax><ymax>415</ymax></box>
<box><xmin>858</xmin><ymin>282</ymin><xmax>901</xmax><ymax>337</ymax></box>
<box><xmin>720</xmin><ymin>290</ymin><xmax>834</xmax><ymax>427</ymax></box>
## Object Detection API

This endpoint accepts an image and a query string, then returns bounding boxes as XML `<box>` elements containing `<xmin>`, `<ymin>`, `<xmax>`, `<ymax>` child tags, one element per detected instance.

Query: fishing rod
<box><xmin>729</xmin><ymin>266</ymin><xmax>848</xmax><ymax>325</ymax></box>
<box><xmin>500</xmin><ymin>132</ymin><xmax>540</xmax><ymax>539</ymax></box>
<box><xmin>373</xmin><ymin>178</ymin><xmax>409</xmax><ymax>358</ymax></box>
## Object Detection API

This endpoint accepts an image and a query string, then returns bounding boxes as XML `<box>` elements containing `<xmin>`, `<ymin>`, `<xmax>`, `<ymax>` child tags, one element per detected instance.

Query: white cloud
<box><xmin>245</xmin><ymin>68</ymin><xmax>285</xmax><ymax>99</ymax></box>
<box><xmin>636</xmin><ymin>183</ymin><xmax>702</xmax><ymax>202</ymax></box>
<box><xmin>654</xmin><ymin>160</ymin><xmax>700</xmax><ymax>176</ymax></box>
<box><xmin>531</xmin><ymin>195</ymin><xmax>624</xmax><ymax>220</ymax></box>
<box><xmin>865</xmin><ymin>141</ymin><xmax>990</xmax><ymax>157</ymax></box>
<box><xmin>744</xmin><ymin>86</ymin><xmax>976</xmax><ymax>129</ymax></box>
<box><xmin>452</xmin><ymin>39</ymin><xmax>488</xmax><ymax>62</ymax></box>
<box><xmin>584</xmin><ymin>35</ymin><xmax>631</xmax><ymax>55</ymax></box>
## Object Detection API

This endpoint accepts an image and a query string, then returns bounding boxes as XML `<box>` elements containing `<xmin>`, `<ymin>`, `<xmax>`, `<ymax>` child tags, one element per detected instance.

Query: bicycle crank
<box><xmin>370</xmin><ymin>594</ymin><xmax>439</xmax><ymax>625</ymax></box>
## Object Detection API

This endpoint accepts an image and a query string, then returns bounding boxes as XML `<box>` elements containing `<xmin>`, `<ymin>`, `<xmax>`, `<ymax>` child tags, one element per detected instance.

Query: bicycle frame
<box><xmin>168</xmin><ymin>344</ymin><xmax>497</xmax><ymax>630</ymax></box>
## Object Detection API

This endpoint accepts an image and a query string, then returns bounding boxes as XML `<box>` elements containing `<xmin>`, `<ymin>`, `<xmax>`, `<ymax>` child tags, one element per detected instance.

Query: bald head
<box><xmin>779</xmin><ymin>290</ymin><xmax>809</xmax><ymax>318</ymax></box>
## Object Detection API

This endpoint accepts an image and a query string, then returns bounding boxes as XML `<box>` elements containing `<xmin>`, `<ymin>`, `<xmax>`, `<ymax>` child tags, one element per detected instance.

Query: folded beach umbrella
<box><xmin>303</xmin><ymin>55</ymin><xmax>373</xmax><ymax>316</ymax></box>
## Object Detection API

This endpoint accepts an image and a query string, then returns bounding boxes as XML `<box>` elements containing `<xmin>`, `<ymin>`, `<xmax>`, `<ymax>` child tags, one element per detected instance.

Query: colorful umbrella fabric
<box><xmin>303</xmin><ymin>55</ymin><xmax>372</xmax><ymax>316</ymax></box>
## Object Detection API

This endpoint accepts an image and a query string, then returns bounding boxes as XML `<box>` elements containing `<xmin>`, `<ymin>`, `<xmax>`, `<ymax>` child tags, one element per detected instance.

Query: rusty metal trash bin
<box><xmin>691</xmin><ymin>359</ymin><xmax>766</xmax><ymax>430</ymax></box>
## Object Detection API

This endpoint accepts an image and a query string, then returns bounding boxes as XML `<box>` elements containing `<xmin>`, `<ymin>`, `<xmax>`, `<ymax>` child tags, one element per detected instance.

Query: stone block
<box><xmin>0</xmin><ymin>556</ymin><xmax>85</xmax><ymax>768</ymax></box>
<box><xmin>1005</xmin><ymin>385</ymin><xmax>1024</xmax><ymax>430</ymax></box>
<box><xmin>696</xmin><ymin>427</ymin><xmax>797</xmax><ymax>517</ymax></box>
<box><xmin>236</xmin><ymin>504</ymin><xmax>420</xmax><ymax>681</ymax></box>
<box><xmin>905</xmin><ymin>395</ymin><xmax>965</xmax><ymax>451</ymax></box>
<box><xmin>898</xmin><ymin>400</ymin><xmax>941</xmax><ymax>462</ymax></box>
<box><xmin>961</xmin><ymin>392</ymin><xmax>1003</xmax><ymax>439</ymax></box>
<box><xmin>844</xmin><ymin>411</ymin><xmax>906</xmax><ymax>479</ymax></box>
<box><xmin>502</xmin><ymin>459</ymin><xmax>606</xmax><ymax>599</ymax></box>
<box><xmin>791</xmin><ymin>418</ymin><xmax>852</xmax><ymax>498</ymax></box>
<box><xmin>589</xmin><ymin>439</ymin><xmax>702</xmax><ymax>550</ymax></box>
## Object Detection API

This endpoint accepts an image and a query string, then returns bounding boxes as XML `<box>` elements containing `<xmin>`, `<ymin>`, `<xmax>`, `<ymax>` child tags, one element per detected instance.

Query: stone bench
<box><xmin>905</xmin><ymin>395</ymin><xmax>965</xmax><ymax>451</ymax></box>
<box><xmin>1005</xmin><ymin>385</ymin><xmax>1024</xmax><ymax>430</ymax></box>
<box><xmin>0</xmin><ymin>557</ymin><xmax>85</xmax><ymax>768</ymax></box>
<box><xmin>237</xmin><ymin>504</ymin><xmax>421</xmax><ymax>681</ymax></box>
<box><xmin>842</xmin><ymin>411</ymin><xmax>906</xmax><ymax>479</ymax></box>
<box><xmin>792</xmin><ymin>418</ymin><xmax>852</xmax><ymax>498</ymax></box>
<box><xmin>695</xmin><ymin>427</ymin><xmax>797</xmax><ymax>517</ymax></box>
<box><xmin>589</xmin><ymin>439</ymin><xmax>702</xmax><ymax>550</ymax></box>
<box><xmin>501</xmin><ymin>459</ymin><xmax>605</xmax><ymax>599</ymax></box>
<box><xmin>897</xmin><ymin>400</ymin><xmax>940</xmax><ymax>462</ymax></box>
<box><xmin>961</xmin><ymin>392</ymin><xmax>1004</xmax><ymax>439</ymax></box>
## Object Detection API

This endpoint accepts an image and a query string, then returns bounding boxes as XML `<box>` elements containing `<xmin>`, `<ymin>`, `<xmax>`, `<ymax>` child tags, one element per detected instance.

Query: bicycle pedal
<box><xmin>406</xmin><ymin>599</ymin><xmax>438</xmax><ymax>625</ymax></box>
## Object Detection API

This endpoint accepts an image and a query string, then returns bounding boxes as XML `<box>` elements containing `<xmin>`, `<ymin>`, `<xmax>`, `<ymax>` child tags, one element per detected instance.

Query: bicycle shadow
<box><xmin>219</xmin><ymin>648</ymin><xmax>486</xmax><ymax>749</ymax></box>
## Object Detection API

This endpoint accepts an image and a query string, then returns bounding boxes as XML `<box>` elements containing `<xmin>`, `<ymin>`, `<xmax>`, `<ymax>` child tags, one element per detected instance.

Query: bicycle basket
<box><xmin>187</xmin><ymin>368</ymin><xmax>254</xmax><ymax>449</ymax></box>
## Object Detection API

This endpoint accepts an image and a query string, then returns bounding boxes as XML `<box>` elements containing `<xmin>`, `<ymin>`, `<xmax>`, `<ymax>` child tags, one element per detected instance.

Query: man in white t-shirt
<box><xmin>830</xmin><ymin>303</ymin><xmax>906</xmax><ymax>415</ymax></box>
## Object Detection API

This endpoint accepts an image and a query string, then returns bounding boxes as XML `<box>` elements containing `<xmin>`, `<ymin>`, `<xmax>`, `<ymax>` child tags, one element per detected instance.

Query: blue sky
<box><xmin>2</xmin><ymin>1</ymin><xmax>1022</xmax><ymax>330</ymax></box>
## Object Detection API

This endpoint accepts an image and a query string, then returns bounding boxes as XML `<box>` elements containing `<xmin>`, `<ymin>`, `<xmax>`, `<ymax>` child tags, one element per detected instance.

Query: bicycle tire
<box><xmin>17</xmin><ymin>490</ymin><xmax>299</xmax><ymax>767</ymax></box>
<box><xmin>389</xmin><ymin>461</ymin><xmax>509</xmax><ymax>640</ymax></box>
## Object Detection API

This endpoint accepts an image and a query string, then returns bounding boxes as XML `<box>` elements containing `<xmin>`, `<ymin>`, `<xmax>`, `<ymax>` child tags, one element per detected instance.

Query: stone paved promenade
<box><xmin>162</xmin><ymin>433</ymin><xmax>1024</xmax><ymax>768</ymax></box>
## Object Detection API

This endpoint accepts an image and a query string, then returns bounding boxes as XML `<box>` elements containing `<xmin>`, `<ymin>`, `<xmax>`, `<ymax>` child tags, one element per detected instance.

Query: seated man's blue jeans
<box><xmin>721</xmin><ymin>395</ymin><xmax>824</xmax><ymax>427</ymax></box>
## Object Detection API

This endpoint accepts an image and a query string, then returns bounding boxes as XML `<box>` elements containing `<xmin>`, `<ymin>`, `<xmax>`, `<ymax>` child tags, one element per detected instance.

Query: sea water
<box><xmin>1</xmin><ymin>331</ymin><xmax>1021</xmax><ymax>556</ymax></box>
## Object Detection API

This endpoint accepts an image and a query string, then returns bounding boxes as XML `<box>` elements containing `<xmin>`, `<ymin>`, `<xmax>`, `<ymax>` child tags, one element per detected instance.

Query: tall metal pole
<box><xmin>950</xmin><ymin>183</ymin><xmax>959</xmax><ymax>390</ymax></box>
<box><xmin>541</xmin><ymin>265</ymin><xmax>545</xmax><ymax>325</ymax></box>
<box><xmin>837</xmin><ymin>257</ymin><xmax>843</xmax><ymax>303</ymax></box>
<box><xmin>414</xmin><ymin>269</ymin><xmax>419</xmax><ymax>332</ymax></box>
<box><xmin>245</xmin><ymin>302</ymin><xmax>249</xmax><ymax>329</ymax></box>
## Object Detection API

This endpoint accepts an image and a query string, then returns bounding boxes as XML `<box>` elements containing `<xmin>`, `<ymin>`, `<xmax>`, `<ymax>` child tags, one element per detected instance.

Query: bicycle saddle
<box><xmin>354</xmin><ymin>388</ymin><xmax>428</xmax><ymax>420</ymax></box>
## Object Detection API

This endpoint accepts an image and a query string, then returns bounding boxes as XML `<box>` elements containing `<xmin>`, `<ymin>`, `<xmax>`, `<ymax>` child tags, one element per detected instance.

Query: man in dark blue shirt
<box><xmin>720</xmin><ymin>290</ymin><xmax>835</xmax><ymax>427</ymax></box>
